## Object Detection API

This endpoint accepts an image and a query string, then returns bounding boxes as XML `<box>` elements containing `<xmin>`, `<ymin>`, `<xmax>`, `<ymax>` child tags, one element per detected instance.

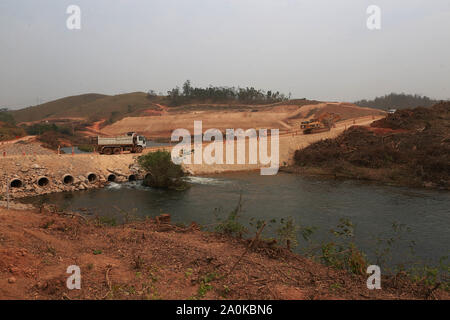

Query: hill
<box><xmin>12</xmin><ymin>93</ymin><xmax>107</xmax><ymax>123</ymax></box>
<box><xmin>11</xmin><ymin>92</ymin><xmax>167</xmax><ymax>124</ymax></box>
<box><xmin>354</xmin><ymin>93</ymin><xmax>438</xmax><ymax>110</ymax></box>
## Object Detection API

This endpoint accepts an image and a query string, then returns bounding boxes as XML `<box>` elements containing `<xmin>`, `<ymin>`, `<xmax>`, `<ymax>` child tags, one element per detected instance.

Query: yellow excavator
<box><xmin>301</xmin><ymin>113</ymin><xmax>340</xmax><ymax>134</ymax></box>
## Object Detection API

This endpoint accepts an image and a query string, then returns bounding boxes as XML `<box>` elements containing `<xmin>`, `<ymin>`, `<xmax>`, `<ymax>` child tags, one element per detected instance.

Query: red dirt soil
<box><xmin>1</xmin><ymin>207</ymin><xmax>447</xmax><ymax>300</ymax></box>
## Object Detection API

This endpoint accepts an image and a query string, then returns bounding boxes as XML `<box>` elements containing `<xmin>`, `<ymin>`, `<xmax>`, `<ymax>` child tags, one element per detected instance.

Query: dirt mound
<box><xmin>294</xmin><ymin>102</ymin><xmax>450</xmax><ymax>189</ymax></box>
<box><xmin>371</xmin><ymin>102</ymin><xmax>450</xmax><ymax>130</ymax></box>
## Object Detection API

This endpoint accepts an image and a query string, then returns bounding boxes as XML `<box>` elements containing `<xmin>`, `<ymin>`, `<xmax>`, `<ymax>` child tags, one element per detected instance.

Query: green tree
<box><xmin>137</xmin><ymin>151</ymin><xmax>188</xmax><ymax>190</ymax></box>
<box><xmin>182</xmin><ymin>80</ymin><xmax>192</xmax><ymax>97</ymax></box>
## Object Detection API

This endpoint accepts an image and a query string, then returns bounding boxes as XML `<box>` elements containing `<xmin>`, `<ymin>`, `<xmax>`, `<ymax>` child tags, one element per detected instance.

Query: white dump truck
<box><xmin>93</xmin><ymin>132</ymin><xmax>147</xmax><ymax>154</ymax></box>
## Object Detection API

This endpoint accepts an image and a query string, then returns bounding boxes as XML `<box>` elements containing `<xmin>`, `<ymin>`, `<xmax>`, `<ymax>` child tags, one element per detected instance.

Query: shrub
<box><xmin>78</xmin><ymin>144</ymin><xmax>94</xmax><ymax>152</ymax></box>
<box><xmin>276</xmin><ymin>217</ymin><xmax>299</xmax><ymax>250</ymax></box>
<box><xmin>137</xmin><ymin>151</ymin><xmax>188</xmax><ymax>190</ymax></box>
<box><xmin>215</xmin><ymin>194</ymin><xmax>247</xmax><ymax>237</ymax></box>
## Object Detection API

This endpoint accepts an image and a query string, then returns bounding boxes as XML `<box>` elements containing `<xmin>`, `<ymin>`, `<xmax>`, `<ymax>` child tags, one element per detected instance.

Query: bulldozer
<box><xmin>301</xmin><ymin>113</ymin><xmax>340</xmax><ymax>134</ymax></box>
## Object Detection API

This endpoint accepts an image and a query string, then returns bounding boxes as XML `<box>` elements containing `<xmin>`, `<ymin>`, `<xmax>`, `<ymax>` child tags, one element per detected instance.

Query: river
<box><xmin>21</xmin><ymin>172</ymin><xmax>450</xmax><ymax>270</ymax></box>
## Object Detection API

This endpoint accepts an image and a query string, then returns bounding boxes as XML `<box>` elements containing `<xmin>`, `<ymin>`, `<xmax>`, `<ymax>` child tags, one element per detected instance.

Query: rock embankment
<box><xmin>0</xmin><ymin>153</ymin><xmax>143</xmax><ymax>199</ymax></box>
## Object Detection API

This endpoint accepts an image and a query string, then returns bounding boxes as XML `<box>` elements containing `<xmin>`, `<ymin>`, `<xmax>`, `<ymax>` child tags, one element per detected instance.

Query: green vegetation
<box><xmin>77</xmin><ymin>144</ymin><xmax>94</xmax><ymax>152</ymax></box>
<box><xmin>319</xmin><ymin>218</ymin><xmax>368</xmax><ymax>275</ymax></box>
<box><xmin>408</xmin><ymin>257</ymin><xmax>450</xmax><ymax>291</ymax></box>
<box><xmin>166</xmin><ymin>80</ymin><xmax>289</xmax><ymax>106</ymax></box>
<box><xmin>137</xmin><ymin>151</ymin><xmax>188</xmax><ymax>190</ymax></box>
<box><xmin>214</xmin><ymin>194</ymin><xmax>248</xmax><ymax>237</ymax></box>
<box><xmin>212</xmin><ymin>197</ymin><xmax>448</xmax><ymax>287</ymax></box>
<box><xmin>0</xmin><ymin>108</ymin><xmax>16</xmax><ymax>124</ymax></box>
<box><xmin>276</xmin><ymin>217</ymin><xmax>299</xmax><ymax>250</ymax></box>
<box><xmin>192</xmin><ymin>272</ymin><xmax>220</xmax><ymax>300</ymax></box>
<box><xmin>0</xmin><ymin>122</ymin><xmax>26</xmax><ymax>141</ymax></box>
<box><xmin>23</xmin><ymin>123</ymin><xmax>65</xmax><ymax>135</ymax></box>
<box><xmin>355</xmin><ymin>93</ymin><xmax>438</xmax><ymax>110</ymax></box>
<box><xmin>19</xmin><ymin>122</ymin><xmax>91</xmax><ymax>150</ymax></box>
<box><xmin>95</xmin><ymin>215</ymin><xmax>117</xmax><ymax>227</ymax></box>
<box><xmin>0</xmin><ymin>108</ymin><xmax>26</xmax><ymax>141</ymax></box>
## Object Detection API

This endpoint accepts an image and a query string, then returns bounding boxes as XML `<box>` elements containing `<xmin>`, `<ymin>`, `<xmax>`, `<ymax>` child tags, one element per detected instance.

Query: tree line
<box><xmin>355</xmin><ymin>93</ymin><xmax>439</xmax><ymax>110</ymax></box>
<box><xmin>160</xmin><ymin>80</ymin><xmax>290</xmax><ymax>106</ymax></box>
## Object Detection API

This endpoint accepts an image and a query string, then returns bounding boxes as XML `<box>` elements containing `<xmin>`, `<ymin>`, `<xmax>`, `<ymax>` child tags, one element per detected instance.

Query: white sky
<box><xmin>1</xmin><ymin>0</ymin><xmax>449</xmax><ymax>109</ymax></box>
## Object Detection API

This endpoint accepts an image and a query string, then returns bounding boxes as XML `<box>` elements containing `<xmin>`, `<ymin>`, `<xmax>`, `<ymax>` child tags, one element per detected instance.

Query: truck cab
<box><xmin>136</xmin><ymin>135</ymin><xmax>147</xmax><ymax>149</ymax></box>
<box><xmin>128</xmin><ymin>132</ymin><xmax>146</xmax><ymax>148</ymax></box>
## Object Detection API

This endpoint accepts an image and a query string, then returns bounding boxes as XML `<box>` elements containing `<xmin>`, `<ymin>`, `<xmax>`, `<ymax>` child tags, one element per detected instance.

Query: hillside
<box><xmin>12</xmin><ymin>93</ymin><xmax>107</xmax><ymax>123</ymax></box>
<box><xmin>11</xmin><ymin>92</ymin><xmax>170</xmax><ymax>124</ymax></box>
<box><xmin>293</xmin><ymin>101</ymin><xmax>450</xmax><ymax>189</ymax></box>
<box><xmin>354</xmin><ymin>93</ymin><xmax>439</xmax><ymax>110</ymax></box>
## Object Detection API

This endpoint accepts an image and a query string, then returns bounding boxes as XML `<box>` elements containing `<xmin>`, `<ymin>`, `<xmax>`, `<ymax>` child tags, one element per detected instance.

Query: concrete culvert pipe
<box><xmin>63</xmin><ymin>174</ymin><xmax>74</xmax><ymax>185</ymax></box>
<box><xmin>107</xmin><ymin>174</ymin><xmax>116</xmax><ymax>182</ymax></box>
<box><xmin>128</xmin><ymin>174</ymin><xmax>137</xmax><ymax>182</ymax></box>
<box><xmin>10</xmin><ymin>179</ymin><xmax>23</xmax><ymax>188</ymax></box>
<box><xmin>87</xmin><ymin>173</ymin><xmax>98</xmax><ymax>183</ymax></box>
<box><xmin>37</xmin><ymin>176</ymin><xmax>50</xmax><ymax>187</ymax></box>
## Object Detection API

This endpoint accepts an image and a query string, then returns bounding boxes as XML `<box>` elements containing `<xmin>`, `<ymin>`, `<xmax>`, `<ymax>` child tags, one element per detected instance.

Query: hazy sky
<box><xmin>1</xmin><ymin>0</ymin><xmax>449</xmax><ymax>109</ymax></box>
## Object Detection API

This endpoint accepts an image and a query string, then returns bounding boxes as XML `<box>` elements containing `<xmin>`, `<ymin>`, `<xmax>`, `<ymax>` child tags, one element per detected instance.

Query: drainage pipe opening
<box><xmin>87</xmin><ymin>173</ymin><xmax>98</xmax><ymax>183</ymax></box>
<box><xmin>10</xmin><ymin>179</ymin><xmax>23</xmax><ymax>188</ymax></box>
<box><xmin>37</xmin><ymin>177</ymin><xmax>50</xmax><ymax>187</ymax></box>
<box><xmin>63</xmin><ymin>174</ymin><xmax>74</xmax><ymax>185</ymax></box>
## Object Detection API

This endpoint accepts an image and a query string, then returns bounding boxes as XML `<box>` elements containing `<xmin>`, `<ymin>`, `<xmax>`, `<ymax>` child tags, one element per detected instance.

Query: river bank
<box><xmin>1</xmin><ymin>205</ymin><xmax>448</xmax><ymax>300</ymax></box>
<box><xmin>292</xmin><ymin>102</ymin><xmax>450</xmax><ymax>190</ymax></box>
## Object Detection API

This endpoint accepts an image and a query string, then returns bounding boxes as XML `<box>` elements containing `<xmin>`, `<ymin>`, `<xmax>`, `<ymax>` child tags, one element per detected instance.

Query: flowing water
<box><xmin>22</xmin><ymin>172</ymin><xmax>450</xmax><ymax>268</ymax></box>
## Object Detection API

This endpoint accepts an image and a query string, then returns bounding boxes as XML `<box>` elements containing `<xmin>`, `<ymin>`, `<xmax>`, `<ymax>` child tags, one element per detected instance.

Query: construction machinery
<box><xmin>301</xmin><ymin>113</ymin><xmax>340</xmax><ymax>134</ymax></box>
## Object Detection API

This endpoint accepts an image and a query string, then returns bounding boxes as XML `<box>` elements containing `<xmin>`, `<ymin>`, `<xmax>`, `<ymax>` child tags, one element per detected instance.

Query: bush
<box><xmin>78</xmin><ymin>144</ymin><xmax>94</xmax><ymax>152</ymax></box>
<box><xmin>137</xmin><ymin>151</ymin><xmax>188</xmax><ymax>190</ymax></box>
<box><xmin>0</xmin><ymin>123</ymin><xmax>26</xmax><ymax>141</ymax></box>
<box><xmin>215</xmin><ymin>194</ymin><xmax>247</xmax><ymax>237</ymax></box>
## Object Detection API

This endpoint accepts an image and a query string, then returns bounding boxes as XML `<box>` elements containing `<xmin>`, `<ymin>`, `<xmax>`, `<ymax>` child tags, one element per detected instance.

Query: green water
<box><xmin>22</xmin><ymin>172</ymin><xmax>450</xmax><ymax>269</ymax></box>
